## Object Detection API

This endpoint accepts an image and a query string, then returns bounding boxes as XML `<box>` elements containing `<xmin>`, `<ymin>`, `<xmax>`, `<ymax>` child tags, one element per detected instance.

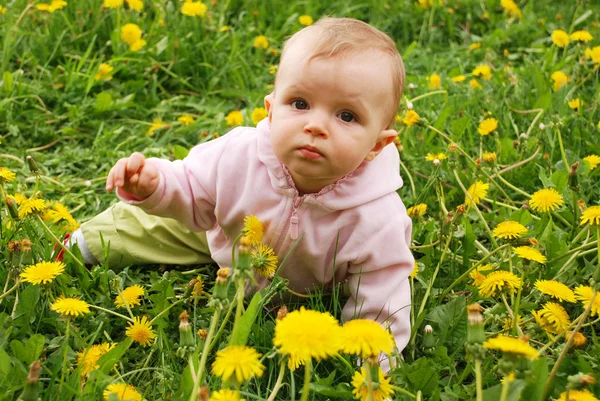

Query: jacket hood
<box><xmin>256</xmin><ymin>119</ymin><xmax>404</xmax><ymax>212</ymax></box>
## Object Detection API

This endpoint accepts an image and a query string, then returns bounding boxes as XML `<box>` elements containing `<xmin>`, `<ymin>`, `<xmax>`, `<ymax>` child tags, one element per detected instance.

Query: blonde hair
<box><xmin>279</xmin><ymin>17</ymin><xmax>405</xmax><ymax>126</ymax></box>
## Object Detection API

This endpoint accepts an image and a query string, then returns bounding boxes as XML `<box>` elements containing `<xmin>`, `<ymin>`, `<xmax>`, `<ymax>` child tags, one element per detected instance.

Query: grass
<box><xmin>1</xmin><ymin>0</ymin><xmax>600</xmax><ymax>400</ymax></box>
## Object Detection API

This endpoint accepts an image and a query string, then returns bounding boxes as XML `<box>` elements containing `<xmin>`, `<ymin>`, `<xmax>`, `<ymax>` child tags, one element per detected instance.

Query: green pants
<box><xmin>81</xmin><ymin>202</ymin><xmax>214</xmax><ymax>268</ymax></box>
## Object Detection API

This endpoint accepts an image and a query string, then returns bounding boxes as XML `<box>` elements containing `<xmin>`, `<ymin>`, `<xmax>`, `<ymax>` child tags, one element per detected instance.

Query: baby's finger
<box><xmin>126</xmin><ymin>152</ymin><xmax>145</xmax><ymax>177</ymax></box>
<box><xmin>113</xmin><ymin>158</ymin><xmax>129</xmax><ymax>187</ymax></box>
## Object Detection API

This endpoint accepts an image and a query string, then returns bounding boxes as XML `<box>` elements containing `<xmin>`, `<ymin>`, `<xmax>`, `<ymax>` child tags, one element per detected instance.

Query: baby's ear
<box><xmin>365</xmin><ymin>129</ymin><xmax>397</xmax><ymax>161</ymax></box>
<box><xmin>264</xmin><ymin>92</ymin><xmax>275</xmax><ymax>123</ymax></box>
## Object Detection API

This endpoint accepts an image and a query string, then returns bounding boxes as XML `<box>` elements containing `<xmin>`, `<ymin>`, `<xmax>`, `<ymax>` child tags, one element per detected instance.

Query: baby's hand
<box><xmin>106</xmin><ymin>152</ymin><xmax>159</xmax><ymax>199</ymax></box>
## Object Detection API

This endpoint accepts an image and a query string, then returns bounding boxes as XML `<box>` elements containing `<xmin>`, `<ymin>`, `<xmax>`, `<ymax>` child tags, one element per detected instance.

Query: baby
<box><xmin>72</xmin><ymin>17</ymin><xmax>414</xmax><ymax>363</ymax></box>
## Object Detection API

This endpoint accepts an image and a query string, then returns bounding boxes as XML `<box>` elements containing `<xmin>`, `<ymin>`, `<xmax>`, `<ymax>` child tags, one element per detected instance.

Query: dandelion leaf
<box><xmin>229</xmin><ymin>291</ymin><xmax>263</xmax><ymax>347</ymax></box>
<box><xmin>482</xmin><ymin>379</ymin><xmax>526</xmax><ymax>401</ymax></box>
<box><xmin>426</xmin><ymin>295</ymin><xmax>467</xmax><ymax>349</ymax></box>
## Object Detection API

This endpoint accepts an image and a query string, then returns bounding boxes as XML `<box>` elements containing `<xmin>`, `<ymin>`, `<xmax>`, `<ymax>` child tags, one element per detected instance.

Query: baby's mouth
<box><xmin>297</xmin><ymin>145</ymin><xmax>323</xmax><ymax>159</ymax></box>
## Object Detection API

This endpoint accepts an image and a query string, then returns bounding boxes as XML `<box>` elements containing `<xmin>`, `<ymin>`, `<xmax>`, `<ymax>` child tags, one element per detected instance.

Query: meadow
<box><xmin>1</xmin><ymin>0</ymin><xmax>600</xmax><ymax>400</ymax></box>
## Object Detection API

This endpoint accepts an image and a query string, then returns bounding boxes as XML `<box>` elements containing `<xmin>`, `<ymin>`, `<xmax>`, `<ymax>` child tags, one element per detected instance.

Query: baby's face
<box><xmin>267</xmin><ymin>43</ymin><xmax>397</xmax><ymax>194</ymax></box>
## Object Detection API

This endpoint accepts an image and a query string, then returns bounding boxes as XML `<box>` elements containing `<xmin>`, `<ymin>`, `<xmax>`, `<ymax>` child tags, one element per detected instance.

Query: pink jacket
<box><xmin>118</xmin><ymin>119</ymin><xmax>414</xmax><ymax>355</ymax></box>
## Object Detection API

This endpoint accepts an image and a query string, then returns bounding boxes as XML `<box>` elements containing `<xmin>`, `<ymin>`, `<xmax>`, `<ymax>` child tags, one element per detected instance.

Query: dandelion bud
<box><xmin>578</xmin><ymin>199</ymin><xmax>586</xmax><ymax>212</ymax></box>
<box><xmin>513</xmin><ymin>140</ymin><xmax>519</xmax><ymax>149</ymax></box>
<box><xmin>422</xmin><ymin>325</ymin><xmax>436</xmax><ymax>350</ymax></box>
<box><xmin>467</xmin><ymin>304</ymin><xmax>486</xmax><ymax>345</ymax></box>
<box><xmin>189</xmin><ymin>276</ymin><xmax>203</xmax><ymax>299</ymax></box>
<box><xmin>212</xmin><ymin>268</ymin><xmax>231</xmax><ymax>304</ymax></box>
<box><xmin>539</xmin><ymin>123</ymin><xmax>546</xmax><ymax>130</ymax></box>
<box><xmin>456</xmin><ymin>204</ymin><xmax>467</xmax><ymax>215</ymax></box>
<box><xmin>445</xmin><ymin>211</ymin><xmax>455</xmax><ymax>224</ymax></box>
<box><xmin>236</xmin><ymin>237</ymin><xmax>252</xmax><ymax>273</ymax></box>
<box><xmin>179</xmin><ymin>310</ymin><xmax>195</xmax><ymax>347</ymax></box>
<box><xmin>543</xmin><ymin>152</ymin><xmax>549</xmax><ymax>160</ymax></box>
<box><xmin>408</xmin><ymin>83</ymin><xmax>417</xmax><ymax>89</ymax></box>
<box><xmin>568</xmin><ymin>162</ymin><xmax>579</xmax><ymax>191</ymax></box>
<box><xmin>566</xmin><ymin>331</ymin><xmax>587</xmax><ymax>348</ymax></box>
<box><xmin>19</xmin><ymin>360</ymin><xmax>40</xmax><ymax>401</ymax></box>
<box><xmin>448</xmin><ymin>143</ymin><xmax>458</xmax><ymax>152</ymax></box>
<box><xmin>216</xmin><ymin>267</ymin><xmax>230</xmax><ymax>281</ymax></box>
<box><xmin>475</xmin><ymin>158</ymin><xmax>481</xmax><ymax>168</ymax></box>
<box><xmin>26</xmin><ymin>156</ymin><xmax>40</xmax><ymax>175</ymax></box>
<box><xmin>198</xmin><ymin>387</ymin><xmax>210</xmax><ymax>401</ymax></box>
<box><xmin>276</xmin><ymin>305</ymin><xmax>288</xmax><ymax>320</ymax></box>
<box><xmin>406</xmin><ymin>100</ymin><xmax>414</xmax><ymax>110</ymax></box>
<box><xmin>433</xmin><ymin>158</ymin><xmax>440</xmax><ymax>166</ymax></box>
<box><xmin>567</xmin><ymin>373</ymin><xmax>596</xmax><ymax>391</ymax></box>
<box><xmin>6</xmin><ymin>196</ymin><xmax>19</xmax><ymax>219</ymax></box>
<box><xmin>8</xmin><ymin>241</ymin><xmax>21</xmax><ymax>253</ymax></box>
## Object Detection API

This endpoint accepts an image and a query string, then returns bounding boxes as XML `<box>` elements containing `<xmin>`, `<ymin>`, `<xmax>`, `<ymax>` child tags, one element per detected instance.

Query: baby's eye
<box><xmin>292</xmin><ymin>100</ymin><xmax>308</xmax><ymax>110</ymax></box>
<box><xmin>339</xmin><ymin>111</ymin><xmax>355</xmax><ymax>123</ymax></box>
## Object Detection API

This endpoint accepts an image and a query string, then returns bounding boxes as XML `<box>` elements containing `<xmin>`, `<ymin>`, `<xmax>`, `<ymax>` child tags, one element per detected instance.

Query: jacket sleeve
<box><xmin>342</xmin><ymin>211</ymin><xmax>414</xmax><ymax>368</ymax></box>
<box><xmin>116</xmin><ymin>129</ymin><xmax>239</xmax><ymax>232</ymax></box>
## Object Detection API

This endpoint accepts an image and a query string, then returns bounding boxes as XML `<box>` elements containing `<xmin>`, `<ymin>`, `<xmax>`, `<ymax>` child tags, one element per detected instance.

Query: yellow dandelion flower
<box><xmin>226</xmin><ymin>110</ymin><xmax>243</xmax><ymax>127</ymax></box>
<box><xmin>407</xmin><ymin>203</ymin><xmax>427</xmax><ymax>218</ymax></box>
<box><xmin>551</xmin><ymin>71</ymin><xmax>568</xmax><ymax>91</ymax></box>
<box><xmin>120</xmin><ymin>23</ymin><xmax>142</xmax><ymax>46</ymax></box>
<box><xmin>585</xmin><ymin>46</ymin><xmax>600</xmax><ymax>63</ymax></box>
<box><xmin>426</xmin><ymin>74</ymin><xmax>442</xmax><ymax>89</ymax></box>
<box><xmin>470</xmin><ymin>264</ymin><xmax>493</xmax><ymax>286</ymax></box>
<box><xmin>410</xmin><ymin>261</ymin><xmax>419</xmax><ymax>278</ymax></box>
<box><xmin>341</xmin><ymin>319</ymin><xmax>394</xmax><ymax>358</ymax></box>
<box><xmin>0</xmin><ymin>167</ymin><xmax>16</xmax><ymax>183</ymax></box>
<box><xmin>103</xmin><ymin>0</ymin><xmax>122</xmax><ymax>8</ymax></box>
<box><xmin>574</xmin><ymin>285</ymin><xmax>600</xmax><ymax>317</ymax></box>
<box><xmin>583</xmin><ymin>155</ymin><xmax>600</xmax><ymax>170</ymax></box>
<box><xmin>472</xmin><ymin>65</ymin><xmax>492</xmax><ymax>80</ymax></box>
<box><xmin>529</xmin><ymin>188</ymin><xmax>564</xmax><ymax>212</ymax></box>
<box><xmin>129</xmin><ymin>39</ymin><xmax>146</xmax><ymax>52</ymax></box>
<box><xmin>242</xmin><ymin>214</ymin><xmax>263</xmax><ymax>245</ymax></box>
<box><xmin>503</xmin><ymin>315</ymin><xmax>523</xmax><ymax>331</ymax></box>
<box><xmin>115</xmin><ymin>285</ymin><xmax>145</xmax><ymax>309</ymax></box>
<box><xmin>482</xmin><ymin>151</ymin><xmax>497</xmax><ymax>163</ymax></box>
<box><xmin>402</xmin><ymin>110</ymin><xmax>420</xmax><ymax>126</ymax></box>
<box><xmin>483</xmin><ymin>335</ymin><xmax>538</xmax><ymax>359</ymax></box>
<box><xmin>469</xmin><ymin>79</ymin><xmax>482</xmax><ymax>89</ymax></box>
<box><xmin>18</xmin><ymin>198</ymin><xmax>48</xmax><ymax>219</ymax></box>
<box><xmin>425</xmin><ymin>152</ymin><xmax>447</xmax><ymax>162</ymax></box>
<box><xmin>178</xmin><ymin>114</ymin><xmax>195</xmax><ymax>126</ymax></box>
<box><xmin>566</xmin><ymin>331</ymin><xmax>587</xmax><ymax>347</ymax></box>
<box><xmin>535</xmin><ymin>280</ymin><xmax>576</xmax><ymax>302</ymax></box>
<box><xmin>253</xmin><ymin>35</ymin><xmax>269</xmax><ymax>49</ymax></box>
<box><xmin>568</xmin><ymin>98</ymin><xmax>583</xmax><ymax>110</ymax></box>
<box><xmin>352</xmin><ymin>366</ymin><xmax>393</xmax><ymax>401</ymax></box>
<box><xmin>219</xmin><ymin>25</ymin><xmax>230</xmax><ymax>32</ymax></box>
<box><xmin>210</xmin><ymin>390</ymin><xmax>245</xmax><ymax>401</ymax></box>
<box><xmin>478</xmin><ymin>118</ymin><xmax>498</xmax><ymax>136</ymax></box>
<box><xmin>570</xmin><ymin>30</ymin><xmax>593</xmax><ymax>42</ymax></box>
<box><xmin>273</xmin><ymin>307</ymin><xmax>342</xmax><ymax>370</ymax></box>
<box><xmin>299</xmin><ymin>15</ymin><xmax>313</xmax><ymax>26</ymax></box>
<box><xmin>451</xmin><ymin>75</ymin><xmax>466</xmax><ymax>83</ymax></box>
<box><xmin>36</xmin><ymin>0</ymin><xmax>67</xmax><ymax>12</ymax></box>
<box><xmin>251</xmin><ymin>107</ymin><xmax>267</xmax><ymax>125</ymax></box>
<box><xmin>125</xmin><ymin>0</ymin><xmax>143</xmax><ymax>11</ymax></box>
<box><xmin>417</xmin><ymin>0</ymin><xmax>433</xmax><ymax>8</ymax></box>
<box><xmin>50</xmin><ymin>297</ymin><xmax>90</xmax><ymax>317</ymax></box>
<box><xmin>126</xmin><ymin>316</ymin><xmax>156</xmax><ymax>346</ymax></box>
<box><xmin>536</xmin><ymin>302</ymin><xmax>570</xmax><ymax>333</ymax></box>
<box><xmin>211</xmin><ymin>346</ymin><xmax>265</xmax><ymax>384</ymax></box>
<box><xmin>20</xmin><ymin>261</ymin><xmax>65</xmax><ymax>285</ymax></box>
<box><xmin>469</xmin><ymin>42</ymin><xmax>482</xmax><ymax>50</ymax></box>
<box><xmin>147</xmin><ymin>119</ymin><xmax>168</xmax><ymax>136</ymax></box>
<box><xmin>580</xmin><ymin>205</ymin><xmax>600</xmax><ymax>226</ymax></box>
<box><xmin>180</xmin><ymin>1</ymin><xmax>207</xmax><ymax>17</ymax></box>
<box><xmin>95</xmin><ymin>63</ymin><xmax>113</xmax><ymax>81</ymax></box>
<box><xmin>103</xmin><ymin>383</ymin><xmax>144</xmax><ymax>401</ymax></box>
<box><xmin>251</xmin><ymin>243</ymin><xmax>278</xmax><ymax>278</ymax></box>
<box><xmin>465</xmin><ymin>181</ymin><xmax>489</xmax><ymax>207</ymax></box>
<box><xmin>493</xmin><ymin>221</ymin><xmax>527</xmax><ymax>240</ymax></box>
<box><xmin>46</xmin><ymin>203</ymin><xmax>76</xmax><ymax>225</ymax></box>
<box><xmin>78</xmin><ymin>343</ymin><xmax>115</xmax><ymax>376</ymax></box>
<box><xmin>478</xmin><ymin>270</ymin><xmax>522</xmax><ymax>298</ymax></box>
<box><xmin>557</xmin><ymin>390</ymin><xmax>599</xmax><ymax>401</ymax></box>
<box><xmin>551</xmin><ymin>30</ymin><xmax>570</xmax><ymax>47</ymax></box>
<box><xmin>514</xmin><ymin>246</ymin><xmax>547</xmax><ymax>264</ymax></box>
<box><xmin>0</xmin><ymin>6</ymin><xmax>7</xmax><ymax>14</ymax></box>
<box><xmin>501</xmin><ymin>0</ymin><xmax>522</xmax><ymax>18</ymax></box>
<box><xmin>9</xmin><ymin>193</ymin><xmax>26</xmax><ymax>204</ymax></box>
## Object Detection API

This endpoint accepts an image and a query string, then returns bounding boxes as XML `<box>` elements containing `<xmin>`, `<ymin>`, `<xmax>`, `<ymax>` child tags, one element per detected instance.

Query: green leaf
<box><xmin>533</xmin><ymin>91</ymin><xmax>552</xmax><ymax>110</ymax></box>
<box><xmin>310</xmin><ymin>382</ymin><xmax>354</xmax><ymax>398</ymax></box>
<box><xmin>426</xmin><ymin>295</ymin><xmax>467</xmax><ymax>348</ymax></box>
<box><xmin>13</xmin><ymin>285</ymin><xmax>40</xmax><ymax>327</ymax></box>
<box><xmin>229</xmin><ymin>291</ymin><xmax>263</xmax><ymax>347</ymax></box>
<box><xmin>402</xmin><ymin>357</ymin><xmax>439</xmax><ymax>396</ymax></box>
<box><xmin>433</xmin><ymin>104</ymin><xmax>454</xmax><ymax>131</ymax></box>
<box><xmin>521</xmin><ymin>359</ymin><xmax>548</xmax><ymax>401</ymax></box>
<box><xmin>2</xmin><ymin>71</ymin><xmax>14</xmax><ymax>94</ymax></box>
<box><xmin>173</xmin><ymin>145</ymin><xmax>190</xmax><ymax>160</ymax></box>
<box><xmin>482</xmin><ymin>380</ymin><xmax>526</xmax><ymax>401</ymax></box>
<box><xmin>95</xmin><ymin>92</ymin><xmax>113</xmax><ymax>112</ymax></box>
<box><xmin>537</xmin><ymin>166</ymin><xmax>553</xmax><ymax>188</ymax></box>
<box><xmin>98</xmin><ymin>338</ymin><xmax>132</xmax><ymax>374</ymax></box>
<box><xmin>551</xmin><ymin>170</ymin><xmax>568</xmax><ymax>192</ymax></box>
<box><xmin>450</xmin><ymin>116</ymin><xmax>471</xmax><ymax>140</ymax></box>
<box><xmin>0</xmin><ymin>347</ymin><xmax>12</xmax><ymax>377</ymax></box>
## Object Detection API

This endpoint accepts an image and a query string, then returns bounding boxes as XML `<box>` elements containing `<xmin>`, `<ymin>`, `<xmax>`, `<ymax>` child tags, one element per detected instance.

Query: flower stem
<box><xmin>475</xmin><ymin>360</ymin><xmax>483</xmax><ymax>401</ymax></box>
<box><xmin>190</xmin><ymin>308</ymin><xmax>221</xmax><ymax>401</ymax></box>
<box><xmin>300</xmin><ymin>360</ymin><xmax>312</xmax><ymax>401</ymax></box>
<box><xmin>0</xmin><ymin>278</ymin><xmax>20</xmax><ymax>301</ymax></box>
<box><xmin>499</xmin><ymin>378</ymin><xmax>509</xmax><ymax>401</ymax></box>
<box><xmin>58</xmin><ymin>318</ymin><xmax>71</xmax><ymax>393</ymax></box>
<box><xmin>365</xmin><ymin>362</ymin><xmax>374</xmax><ymax>401</ymax></box>
<box><xmin>389</xmin><ymin>385</ymin><xmax>416</xmax><ymax>399</ymax></box>
<box><xmin>501</xmin><ymin>293</ymin><xmax>523</xmax><ymax>337</ymax></box>
<box><xmin>89</xmin><ymin>304</ymin><xmax>134</xmax><ymax>323</ymax></box>
<box><xmin>267</xmin><ymin>361</ymin><xmax>287</xmax><ymax>401</ymax></box>
<box><xmin>230</xmin><ymin>277</ymin><xmax>246</xmax><ymax>344</ymax></box>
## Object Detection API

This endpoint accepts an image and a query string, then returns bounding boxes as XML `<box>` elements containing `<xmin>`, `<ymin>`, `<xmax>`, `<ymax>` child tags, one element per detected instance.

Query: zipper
<box><xmin>274</xmin><ymin>194</ymin><xmax>304</xmax><ymax>252</ymax></box>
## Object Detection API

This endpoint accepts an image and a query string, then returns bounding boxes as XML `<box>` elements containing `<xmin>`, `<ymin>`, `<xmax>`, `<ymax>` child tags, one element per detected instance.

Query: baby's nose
<box><xmin>304</xmin><ymin>114</ymin><xmax>328</xmax><ymax>137</ymax></box>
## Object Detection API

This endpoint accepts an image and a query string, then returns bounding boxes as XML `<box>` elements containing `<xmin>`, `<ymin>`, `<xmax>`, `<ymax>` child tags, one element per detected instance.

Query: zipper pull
<box><xmin>290</xmin><ymin>212</ymin><xmax>299</xmax><ymax>240</ymax></box>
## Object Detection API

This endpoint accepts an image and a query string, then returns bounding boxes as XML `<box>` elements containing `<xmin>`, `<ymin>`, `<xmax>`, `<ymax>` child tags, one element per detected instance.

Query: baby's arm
<box><xmin>106</xmin><ymin>152</ymin><xmax>160</xmax><ymax>199</ymax></box>
<box><xmin>343</xmin><ymin>212</ymin><xmax>414</xmax><ymax>368</ymax></box>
